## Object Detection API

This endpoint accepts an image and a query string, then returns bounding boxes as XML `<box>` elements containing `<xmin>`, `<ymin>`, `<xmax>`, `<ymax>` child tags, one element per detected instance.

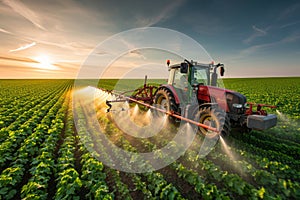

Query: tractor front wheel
<box><xmin>196</xmin><ymin>107</ymin><xmax>231</xmax><ymax>138</ymax></box>
<box><xmin>154</xmin><ymin>88</ymin><xmax>178</xmax><ymax>122</ymax></box>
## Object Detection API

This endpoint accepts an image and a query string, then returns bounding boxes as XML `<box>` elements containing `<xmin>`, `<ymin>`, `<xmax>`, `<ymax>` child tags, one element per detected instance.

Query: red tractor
<box><xmin>106</xmin><ymin>59</ymin><xmax>277</xmax><ymax>137</ymax></box>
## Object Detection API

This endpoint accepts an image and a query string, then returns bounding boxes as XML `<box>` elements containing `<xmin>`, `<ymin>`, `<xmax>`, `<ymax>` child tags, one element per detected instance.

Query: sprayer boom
<box><xmin>105</xmin><ymin>89</ymin><xmax>220</xmax><ymax>133</ymax></box>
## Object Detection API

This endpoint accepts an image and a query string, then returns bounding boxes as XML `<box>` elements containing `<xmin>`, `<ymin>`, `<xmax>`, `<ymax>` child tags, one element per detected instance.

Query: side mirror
<box><xmin>180</xmin><ymin>63</ymin><xmax>188</xmax><ymax>73</ymax></box>
<box><xmin>220</xmin><ymin>66</ymin><xmax>225</xmax><ymax>76</ymax></box>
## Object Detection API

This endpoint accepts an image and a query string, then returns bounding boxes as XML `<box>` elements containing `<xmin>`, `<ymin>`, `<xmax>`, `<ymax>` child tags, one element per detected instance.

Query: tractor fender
<box><xmin>155</xmin><ymin>85</ymin><xmax>180</xmax><ymax>104</ymax></box>
<box><xmin>199</xmin><ymin>103</ymin><xmax>219</xmax><ymax>109</ymax></box>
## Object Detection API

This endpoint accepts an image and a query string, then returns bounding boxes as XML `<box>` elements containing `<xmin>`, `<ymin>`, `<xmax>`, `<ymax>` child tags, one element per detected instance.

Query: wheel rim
<box><xmin>157</xmin><ymin>95</ymin><xmax>169</xmax><ymax>111</ymax></box>
<box><xmin>199</xmin><ymin>115</ymin><xmax>219</xmax><ymax>138</ymax></box>
<box><xmin>160</xmin><ymin>99</ymin><xmax>168</xmax><ymax>110</ymax></box>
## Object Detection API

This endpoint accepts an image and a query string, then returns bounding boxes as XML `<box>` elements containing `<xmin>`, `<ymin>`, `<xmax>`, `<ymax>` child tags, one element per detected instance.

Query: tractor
<box><xmin>106</xmin><ymin>59</ymin><xmax>277</xmax><ymax>137</ymax></box>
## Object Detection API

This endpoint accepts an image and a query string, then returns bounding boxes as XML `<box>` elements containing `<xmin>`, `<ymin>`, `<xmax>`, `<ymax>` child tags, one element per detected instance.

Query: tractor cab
<box><xmin>167</xmin><ymin>60</ymin><xmax>224</xmax><ymax>87</ymax></box>
<box><xmin>167</xmin><ymin>60</ymin><xmax>224</xmax><ymax>103</ymax></box>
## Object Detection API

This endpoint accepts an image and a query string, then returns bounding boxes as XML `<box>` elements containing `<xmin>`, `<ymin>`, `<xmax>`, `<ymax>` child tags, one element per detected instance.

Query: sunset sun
<box><xmin>34</xmin><ymin>55</ymin><xmax>58</xmax><ymax>70</ymax></box>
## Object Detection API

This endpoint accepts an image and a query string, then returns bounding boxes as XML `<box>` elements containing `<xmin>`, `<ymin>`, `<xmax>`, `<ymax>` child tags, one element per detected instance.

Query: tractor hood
<box><xmin>198</xmin><ymin>85</ymin><xmax>247</xmax><ymax>112</ymax></box>
<box><xmin>203</xmin><ymin>85</ymin><xmax>235</xmax><ymax>94</ymax></box>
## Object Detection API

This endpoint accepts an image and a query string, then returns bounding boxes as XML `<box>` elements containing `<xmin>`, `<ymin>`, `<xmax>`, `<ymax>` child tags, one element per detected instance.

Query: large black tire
<box><xmin>154</xmin><ymin>88</ymin><xmax>179</xmax><ymax>122</ymax></box>
<box><xmin>222</xmin><ymin>114</ymin><xmax>231</xmax><ymax>137</ymax></box>
<box><xmin>195</xmin><ymin>107</ymin><xmax>231</xmax><ymax>138</ymax></box>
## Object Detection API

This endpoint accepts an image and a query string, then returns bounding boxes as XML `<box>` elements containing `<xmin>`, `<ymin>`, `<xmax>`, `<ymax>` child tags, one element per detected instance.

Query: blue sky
<box><xmin>0</xmin><ymin>0</ymin><xmax>299</xmax><ymax>78</ymax></box>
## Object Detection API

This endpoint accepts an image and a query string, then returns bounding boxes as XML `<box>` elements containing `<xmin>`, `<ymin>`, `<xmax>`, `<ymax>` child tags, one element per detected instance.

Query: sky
<box><xmin>0</xmin><ymin>0</ymin><xmax>299</xmax><ymax>78</ymax></box>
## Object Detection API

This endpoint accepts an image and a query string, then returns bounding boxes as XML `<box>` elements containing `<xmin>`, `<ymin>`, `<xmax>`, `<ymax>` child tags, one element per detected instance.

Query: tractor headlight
<box><xmin>232</xmin><ymin>103</ymin><xmax>243</xmax><ymax>109</ymax></box>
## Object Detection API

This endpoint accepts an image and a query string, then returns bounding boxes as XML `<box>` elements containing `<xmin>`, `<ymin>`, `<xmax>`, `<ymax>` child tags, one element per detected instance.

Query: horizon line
<box><xmin>0</xmin><ymin>75</ymin><xmax>299</xmax><ymax>80</ymax></box>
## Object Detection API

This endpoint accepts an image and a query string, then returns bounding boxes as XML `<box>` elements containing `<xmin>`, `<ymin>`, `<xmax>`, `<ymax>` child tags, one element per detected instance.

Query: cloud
<box><xmin>252</xmin><ymin>25</ymin><xmax>267</xmax><ymax>35</ymax></box>
<box><xmin>9</xmin><ymin>42</ymin><xmax>36</xmax><ymax>52</ymax></box>
<box><xmin>129</xmin><ymin>49</ymin><xmax>146</xmax><ymax>59</ymax></box>
<box><xmin>2</xmin><ymin>0</ymin><xmax>46</xmax><ymax>30</ymax></box>
<box><xmin>240</xmin><ymin>43</ymin><xmax>270</xmax><ymax>56</ymax></box>
<box><xmin>0</xmin><ymin>27</ymin><xmax>11</xmax><ymax>34</ymax></box>
<box><xmin>67</xmin><ymin>42</ymin><xmax>94</xmax><ymax>50</ymax></box>
<box><xmin>280</xmin><ymin>20</ymin><xmax>300</xmax><ymax>29</ymax></box>
<box><xmin>238</xmin><ymin>32</ymin><xmax>300</xmax><ymax>58</ymax></box>
<box><xmin>0</xmin><ymin>55</ymin><xmax>38</xmax><ymax>63</ymax></box>
<box><xmin>52</xmin><ymin>61</ymin><xmax>79</xmax><ymax>70</ymax></box>
<box><xmin>243</xmin><ymin>25</ymin><xmax>268</xmax><ymax>44</ymax></box>
<box><xmin>137</xmin><ymin>0</ymin><xmax>185</xmax><ymax>27</ymax></box>
<box><xmin>281</xmin><ymin>33</ymin><xmax>300</xmax><ymax>43</ymax></box>
<box><xmin>148</xmin><ymin>0</ymin><xmax>184</xmax><ymax>26</ymax></box>
<box><xmin>95</xmin><ymin>51</ymin><xmax>110</xmax><ymax>56</ymax></box>
<box><xmin>278</xmin><ymin>3</ymin><xmax>300</xmax><ymax>20</ymax></box>
<box><xmin>21</xmin><ymin>36</ymin><xmax>93</xmax><ymax>56</ymax></box>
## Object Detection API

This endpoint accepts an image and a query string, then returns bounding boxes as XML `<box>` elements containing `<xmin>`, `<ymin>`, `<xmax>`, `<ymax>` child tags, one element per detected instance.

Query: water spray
<box><xmin>105</xmin><ymin>90</ymin><xmax>220</xmax><ymax>134</ymax></box>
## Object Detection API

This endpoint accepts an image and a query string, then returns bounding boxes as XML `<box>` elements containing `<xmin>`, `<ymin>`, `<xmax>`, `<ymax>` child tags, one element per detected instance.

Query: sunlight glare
<box><xmin>34</xmin><ymin>55</ymin><xmax>58</xmax><ymax>70</ymax></box>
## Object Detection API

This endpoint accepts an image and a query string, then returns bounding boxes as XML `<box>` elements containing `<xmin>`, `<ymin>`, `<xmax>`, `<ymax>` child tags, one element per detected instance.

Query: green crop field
<box><xmin>0</xmin><ymin>78</ymin><xmax>299</xmax><ymax>199</ymax></box>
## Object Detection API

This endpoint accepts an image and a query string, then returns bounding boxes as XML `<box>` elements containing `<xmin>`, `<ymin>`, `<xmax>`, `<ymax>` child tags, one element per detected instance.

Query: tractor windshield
<box><xmin>173</xmin><ymin>68</ymin><xmax>188</xmax><ymax>90</ymax></box>
<box><xmin>192</xmin><ymin>66</ymin><xmax>210</xmax><ymax>86</ymax></box>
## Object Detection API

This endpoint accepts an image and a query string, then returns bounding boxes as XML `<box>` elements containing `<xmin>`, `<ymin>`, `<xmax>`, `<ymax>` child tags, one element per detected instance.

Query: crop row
<box><xmin>207</xmin><ymin>140</ymin><xmax>300</xmax><ymax>199</ymax></box>
<box><xmin>149</xmin><ymin>129</ymin><xmax>263</xmax><ymax>199</ymax></box>
<box><xmin>19</xmin><ymin>87</ymin><xmax>114</xmax><ymax>199</ymax></box>
<box><xmin>0</xmin><ymin>80</ymin><xmax>72</xmax><ymax>142</ymax></box>
<box><xmin>0</xmin><ymin>80</ymin><xmax>72</xmax><ymax>128</ymax></box>
<box><xmin>61</xmin><ymin>89</ymin><xmax>114</xmax><ymax>199</ymax></box>
<box><xmin>212</xmin><ymin>139</ymin><xmax>298</xmax><ymax>181</ymax></box>
<box><xmin>0</xmin><ymin>83</ymin><xmax>70</xmax><ymax>170</ymax></box>
<box><xmin>77</xmin><ymin>97</ymin><xmax>153</xmax><ymax>199</ymax></box>
<box><xmin>95</xmin><ymin>89</ymin><xmax>271</xmax><ymax>199</ymax></box>
<box><xmin>102</xmin><ymin>99</ymin><xmax>300</xmax><ymax>200</ymax></box>
<box><xmin>21</xmin><ymin>89</ymin><xmax>71</xmax><ymax>199</ymax></box>
<box><xmin>138</xmin><ymin>134</ymin><xmax>230</xmax><ymax>200</ymax></box>
<box><xmin>250</xmin><ymin>130</ymin><xmax>300</xmax><ymax>149</ymax></box>
<box><xmin>264</xmin><ymin>123</ymin><xmax>300</xmax><ymax>145</ymax></box>
<box><xmin>0</xmin><ymin>78</ymin><xmax>298</xmax><ymax>199</ymax></box>
<box><xmin>0</xmin><ymin>80</ymin><xmax>64</xmax><ymax>106</ymax></box>
<box><xmin>223</xmin><ymin>77</ymin><xmax>300</xmax><ymax>119</ymax></box>
<box><xmin>232</xmin><ymin>131</ymin><xmax>299</xmax><ymax>160</ymax></box>
<box><xmin>95</xmin><ymin>93</ymin><xmax>265</xmax><ymax>199</ymax></box>
<box><xmin>230</xmin><ymin>133</ymin><xmax>300</xmax><ymax>170</ymax></box>
<box><xmin>0</xmin><ymin>84</ymin><xmax>71</xmax><ymax>199</ymax></box>
<box><xmin>54</xmin><ymin>91</ymin><xmax>83</xmax><ymax>200</ymax></box>
<box><xmin>76</xmin><ymin>90</ymin><xmax>187</xmax><ymax>199</ymax></box>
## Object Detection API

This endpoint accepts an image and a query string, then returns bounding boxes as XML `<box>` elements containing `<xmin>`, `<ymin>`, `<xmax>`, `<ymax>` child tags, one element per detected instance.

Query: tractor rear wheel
<box><xmin>196</xmin><ymin>107</ymin><xmax>231</xmax><ymax>138</ymax></box>
<box><xmin>154</xmin><ymin>88</ymin><xmax>178</xmax><ymax>122</ymax></box>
